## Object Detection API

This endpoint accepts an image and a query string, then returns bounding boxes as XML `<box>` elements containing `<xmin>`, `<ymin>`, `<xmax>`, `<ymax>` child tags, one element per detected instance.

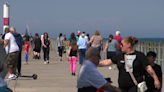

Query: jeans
<box><xmin>23</xmin><ymin>52</ymin><xmax>28</xmax><ymax>62</ymax></box>
<box><xmin>69</xmin><ymin>57</ymin><xmax>77</xmax><ymax>73</ymax></box>
<box><xmin>78</xmin><ymin>49</ymin><xmax>86</xmax><ymax>64</ymax></box>
<box><xmin>43</xmin><ymin>47</ymin><xmax>50</xmax><ymax>61</ymax></box>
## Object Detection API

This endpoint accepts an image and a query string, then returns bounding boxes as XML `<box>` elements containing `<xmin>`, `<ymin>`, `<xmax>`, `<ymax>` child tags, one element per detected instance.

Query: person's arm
<box><xmin>101</xmin><ymin>39</ymin><xmax>103</xmax><ymax>50</ymax></box>
<box><xmin>145</xmin><ymin>65</ymin><xmax>160</xmax><ymax>89</ymax></box>
<box><xmin>87</xmin><ymin>37</ymin><xmax>93</xmax><ymax>44</ymax></box>
<box><xmin>0</xmin><ymin>39</ymin><xmax>4</xmax><ymax>42</ymax></box>
<box><xmin>101</xmin><ymin>82</ymin><xmax>121</xmax><ymax>92</ymax></box>
<box><xmin>42</xmin><ymin>38</ymin><xmax>47</xmax><ymax>48</ymax></box>
<box><xmin>48</xmin><ymin>38</ymin><xmax>53</xmax><ymax>50</ymax></box>
<box><xmin>3</xmin><ymin>39</ymin><xmax>9</xmax><ymax>48</ymax></box>
<box><xmin>99</xmin><ymin>59</ymin><xmax>114</xmax><ymax>67</ymax></box>
<box><xmin>67</xmin><ymin>46</ymin><xmax>71</xmax><ymax>61</ymax></box>
<box><xmin>28</xmin><ymin>45</ymin><xmax>31</xmax><ymax>54</ymax></box>
<box><xmin>104</xmin><ymin>43</ymin><xmax>108</xmax><ymax>53</ymax></box>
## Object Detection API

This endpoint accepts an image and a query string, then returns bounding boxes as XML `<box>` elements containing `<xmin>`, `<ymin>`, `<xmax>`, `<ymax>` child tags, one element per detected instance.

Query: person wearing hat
<box><xmin>76</xmin><ymin>33</ymin><xmax>80</xmax><ymax>41</ymax></box>
<box><xmin>113</xmin><ymin>31</ymin><xmax>122</xmax><ymax>55</ymax></box>
<box><xmin>79</xmin><ymin>32</ymin><xmax>88</xmax><ymax>40</ymax></box>
<box><xmin>33</xmin><ymin>33</ymin><xmax>41</xmax><ymax>59</ymax></box>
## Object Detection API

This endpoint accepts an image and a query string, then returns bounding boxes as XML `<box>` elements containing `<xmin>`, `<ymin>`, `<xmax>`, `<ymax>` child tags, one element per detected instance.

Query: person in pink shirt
<box><xmin>23</xmin><ymin>39</ymin><xmax>31</xmax><ymax>65</ymax></box>
<box><xmin>113</xmin><ymin>31</ymin><xmax>122</xmax><ymax>54</ymax></box>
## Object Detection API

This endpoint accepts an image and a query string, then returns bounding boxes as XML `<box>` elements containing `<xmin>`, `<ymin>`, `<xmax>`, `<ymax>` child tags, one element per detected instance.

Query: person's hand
<box><xmin>44</xmin><ymin>45</ymin><xmax>47</xmax><ymax>48</ymax></box>
<box><xmin>0</xmin><ymin>65</ymin><xmax>4</xmax><ymax>72</ymax></box>
<box><xmin>104</xmin><ymin>50</ymin><xmax>106</xmax><ymax>53</ymax></box>
<box><xmin>154</xmin><ymin>79</ymin><xmax>160</xmax><ymax>89</ymax></box>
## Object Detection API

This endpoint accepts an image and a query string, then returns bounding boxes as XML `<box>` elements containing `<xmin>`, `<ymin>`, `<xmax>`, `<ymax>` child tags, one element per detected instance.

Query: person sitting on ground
<box><xmin>77</xmin><ymin>47</ymin><xmax>121</xmax><ymax>92</ymax></box>
<box><xmin>99</xmin><ymin>36</ymin><xmax>160</xmax><ymax>92</ymax></box>
<box><xmin>67</xmin><ymin>41</ymin><xmax>78</xmax><ymax>76</ymax></box>
<box><xmin>87</xmin><ymin>30</ymin><xmax>103</xmax><ymax>53</ymax></box>
<box><xmin>3</xmin><ymin>28</ymin><xmax>20</xmax><ymax>80</ymax></box>
<box><xmin>144</xmin><ymin>51</ymin><xmax>163</xmax><ymax>92</ymax></box>
<box><xmin>23</xmin><ymin>39</ymin><xmax>31</xmax><ymax>65</ymax></box>
<box><xmin>33</xmin><ymin>33</ymin><xmax>41</xmax><ymax>59</ymax></box>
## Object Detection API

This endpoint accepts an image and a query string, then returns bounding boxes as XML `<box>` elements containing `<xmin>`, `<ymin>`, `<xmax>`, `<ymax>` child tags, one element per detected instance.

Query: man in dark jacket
<box><xmin>10</xmin><ymin>27</ymin><xmax>24</xmax><ymax>76</ymax></box>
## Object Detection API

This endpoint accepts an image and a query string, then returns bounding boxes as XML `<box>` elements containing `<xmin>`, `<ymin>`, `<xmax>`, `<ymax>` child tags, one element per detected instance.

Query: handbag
<box><xmin>124</xmin><ymin>54</ymin><xmax>147</xmax><ymax>92</ymax></box>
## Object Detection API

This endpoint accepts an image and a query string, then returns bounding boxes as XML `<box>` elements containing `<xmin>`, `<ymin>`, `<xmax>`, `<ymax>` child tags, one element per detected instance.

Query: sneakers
<box><xmin>44</xmin><ymin>61</ymin><xmax>47</xmax><ymax>65</ymax></box>
<box><xmin>47</xmin><ymin>60</ymin><xmax>49</xmax><ymax>64</ymax></box>
<box><xmin>59</xmin><ymin>57</ymin><xmax>62</xmax><ymax>61</ymax></box>
<box><xmin>71</xmin><ymin>73</ymin><xmax>76</xmax><ymax>76</ymax></box>
<box><xmin>7</xmin><ymin>74</ymin><xmax>17</xmax><ymax>80</ymax></box>
<box><xmin>24</xmin><ymin>62</ymin><xmax>28</xmax><ymax>65</ymax></box>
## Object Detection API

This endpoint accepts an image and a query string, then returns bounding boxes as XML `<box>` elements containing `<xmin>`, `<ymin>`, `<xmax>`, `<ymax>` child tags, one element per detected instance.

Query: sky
<box><xmin>0</xmin><ymin>0</ymin><xmax>164</xmax><ymax>38</ymax></box>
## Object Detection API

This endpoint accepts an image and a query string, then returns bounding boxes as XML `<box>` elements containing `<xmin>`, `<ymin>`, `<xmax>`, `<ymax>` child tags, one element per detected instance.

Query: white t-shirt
<box><xmin>4</xmin><ymin>32</ymin><xmax>19</xmax><ymax>54</ymax></box>
<box><xmin>79</xmin><ymin>35</ymin><xmax>88</xmax><ymax>40</ymax></box>
<box><xmin>77</xmin><ymin>60</ymin><xmax>107</xmax><ymax>89</ymax></box>
<box><xmin>41</xmin><ymin>34</ymin><xmax>44</xmax><ymax>41</ymax></box>
<box><xmin>0</xmin><ymin>77</ymin><xmax>7</xmax><ymax>87</ymax></box>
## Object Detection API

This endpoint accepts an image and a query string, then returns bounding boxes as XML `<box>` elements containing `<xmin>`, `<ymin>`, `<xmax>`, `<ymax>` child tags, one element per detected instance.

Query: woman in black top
<box><xmin>67</xmin><ymin>41</ymin><xmax>78</xmax><ymax>76</ymax></box>
<box><xmin>42</xmin><ymin>32</ymin><xmax>52</xmax><ymax>64</ymax></box>
<box><xmin>99</xmin><ymin>37</ymin><xmax>160</xmax><ymax>92</ymax></box>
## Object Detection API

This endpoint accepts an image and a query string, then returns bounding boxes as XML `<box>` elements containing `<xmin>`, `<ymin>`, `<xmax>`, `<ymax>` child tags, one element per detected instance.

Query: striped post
<box><xmin>3</xmin><ymin>2</ymin><xmax>10</xmax><ymax>33</ymax></box>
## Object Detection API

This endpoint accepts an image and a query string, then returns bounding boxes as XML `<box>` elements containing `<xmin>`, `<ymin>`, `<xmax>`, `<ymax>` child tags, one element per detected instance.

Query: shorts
<box><xmin>4</xmin><ymin>51</ymin><xmax>19</xmax><ymax>68</ymax></box>
<box><xmin>34</xmin><ymin>48</ymin><xmax>41</xmax><ymax>53</ymax></box>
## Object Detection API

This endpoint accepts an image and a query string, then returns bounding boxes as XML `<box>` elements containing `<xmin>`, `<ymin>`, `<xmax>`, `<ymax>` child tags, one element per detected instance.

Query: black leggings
<box><xmin>17</xmin><ymin>51</ymin><xmax>22</xmax><ymax>74</ymax></box>
<box><xmin>120</xmin><ymin>86</ymin><xmax>137</xmax><ymax>92</ymax></box>
<box><xmin>58</xmin><ymin>46</ymin><xmax>63</xmax><ymax>57</ymax></box>
<box><xmin>43</xmin><ymin>47</ymin><xmax>50</xmax><ymax>61</ymax></box>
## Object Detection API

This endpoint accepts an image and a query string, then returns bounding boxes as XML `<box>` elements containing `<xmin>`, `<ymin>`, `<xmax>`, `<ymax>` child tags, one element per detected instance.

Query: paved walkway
<box><xmin>5</xmin><ymin>50</ymin><xmax>164</xmax><ymax>92</ymax></box>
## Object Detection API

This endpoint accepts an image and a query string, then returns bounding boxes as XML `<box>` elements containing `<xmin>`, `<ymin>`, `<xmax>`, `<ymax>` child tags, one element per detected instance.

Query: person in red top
<box><xmin>23</xmin><ymin>39</ymin><xmax>31</xmax><ymax>65</ymax></box>
<box><xmin>113</xmin><ymin>31</ymin><xmax>122</xmax><ymax>55</ymax></box>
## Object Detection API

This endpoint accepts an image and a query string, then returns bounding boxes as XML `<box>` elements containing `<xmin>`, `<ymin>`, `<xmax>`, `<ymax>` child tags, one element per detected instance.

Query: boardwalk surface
<box><xmin>5</xmin><ymin>50</ymin><xmax>164</xmax><ymax>92</ymax></box>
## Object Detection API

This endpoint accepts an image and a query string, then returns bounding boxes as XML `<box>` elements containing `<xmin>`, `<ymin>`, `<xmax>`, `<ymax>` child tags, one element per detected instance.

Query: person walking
<box><xmin>113</xmin><ymin>31</ymin><xmax>122</xmax><ymax>54</ymax></box>
<box><xmin>33</xmin><ymin>33</ymin><xmax>41</xmax><ymax>59</ymax></box>
<box><xmin>99</xmin><ymin>36</ymin><xmax>160</xmax><ymax>92</ymax></box>
<box><xmin>103</xmin><ymin>34</ymin><xmax>118</xmax><ymax>70</ymax></box>
<box><xmin>3</xmin><ymin>28</ymin><xmax>19</xmax><ymax>80</ymax></box>
<box><xmin>69</xmin><ymin>33</ymin><xmax>77</xmax><ymax>46</ymax></box>
<box><xmin>77</xmin><ymin>47</ymin><xmax>121</xmax><ymax>92</ymax></box>
<box><xmin>57</xmin><ymin>33</ymin><xmax>64</xmax><ymax>61</ymax></box>
<box><xmin>77</xmin><ymin>33</ymin><xmax>88</xmax><ymax>65</ymax></box>
<box><xmin>23</xmin><ymin>39</ymin><xmax>31</xmax><ymax>65</ymax></box>
<box><xmin>63</xmin><ymin>37</ymin><xmax>69</xmax><ymax>60</ymax></box>
<box><xmin>87</xmin><ymin>30</ymin><xmax>103</xmax><ymax>53</ymax></box>
<box><xmin>10</xmin><ymin>27</ymin><xmax>24</xmax><ymax>76</ymax></box>
<box><xmin>67</xmin><ymin>41</ymin><xmax>78</xmax><ymax>76</ymax></box>
<box><xmin>42</xmin><ymin>32</ymin><xmax>52</xmax><ymax>64</ymax></box>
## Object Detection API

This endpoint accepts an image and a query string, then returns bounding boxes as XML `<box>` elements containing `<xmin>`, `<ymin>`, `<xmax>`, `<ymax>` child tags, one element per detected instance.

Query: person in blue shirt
<box><xmin>77</xmin><ymin>33</ymin><xmax>88</xmax><ymax>64</ymax></box>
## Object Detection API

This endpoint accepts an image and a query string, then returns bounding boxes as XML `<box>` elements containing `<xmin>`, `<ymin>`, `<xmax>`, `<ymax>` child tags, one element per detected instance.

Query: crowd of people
<box><xmin>0</xmin><ymin>27</ymin><xmax>163</xmax><ymax>92</ymax></box>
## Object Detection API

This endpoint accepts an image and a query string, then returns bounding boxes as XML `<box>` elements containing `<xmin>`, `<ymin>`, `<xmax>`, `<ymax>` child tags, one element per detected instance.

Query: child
<box><xmin>23</xmin><ymin>39</ymin><xmax>31</xmax><ymax>65</ymax></box>
<box><xmin>67</xmin><ymin>41</ymin><xmax>78</xmax><ymax>76</ymax></box>
<box><xmin>63</xmin><ymin>37</ymin><xmax>69</xmax><ymax>61</ymax></box>
<box><xmin>145</xmin><ymin>51</ymin><xmax>162</xmax><ymax>92</ymax></box>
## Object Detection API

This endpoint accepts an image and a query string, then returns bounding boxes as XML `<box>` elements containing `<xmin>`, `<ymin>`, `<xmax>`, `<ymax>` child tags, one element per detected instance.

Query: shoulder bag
<box><xmin>124</xmin><ymin>54</ymin><xmax>147</xmax><ymax>92</ymax></box>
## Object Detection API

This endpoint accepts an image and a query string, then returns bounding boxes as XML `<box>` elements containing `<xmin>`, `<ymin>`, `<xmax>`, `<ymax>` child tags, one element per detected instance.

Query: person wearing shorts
<box><xmin>3</xmin><ymin>28</ymin><xmax>20</xmax><ymax>80</ymax></box>
<box><xmin>33</xmin><ymin>33</ymin><xmax>41</xmax><ymax>59</ymax></box>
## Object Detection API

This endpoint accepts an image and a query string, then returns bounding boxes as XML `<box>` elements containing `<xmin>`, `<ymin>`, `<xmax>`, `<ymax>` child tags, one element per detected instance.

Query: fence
<box><xmin>50</xmin><ymin>39</ymin><xmax>164</xmax><ymax>73</ymax></box>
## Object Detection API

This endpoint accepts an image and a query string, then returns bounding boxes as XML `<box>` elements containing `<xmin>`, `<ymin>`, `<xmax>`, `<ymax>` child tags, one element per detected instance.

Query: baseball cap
<box><xmin>116</xmin><ymin>31</ymin><xmax>120</xmax><ymax>35</ymax></box>
<box><xmin>77</xmin><ymin>33</ymin><xmax>80</xmax><ymax>36</ymax></box>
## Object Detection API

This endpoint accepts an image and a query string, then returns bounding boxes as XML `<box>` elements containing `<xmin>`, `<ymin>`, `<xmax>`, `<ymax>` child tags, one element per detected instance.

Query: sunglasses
<box><xmin>120</xmin><ymin>43</ymin><xmax>123</xmax><ymax>46</ymax></box>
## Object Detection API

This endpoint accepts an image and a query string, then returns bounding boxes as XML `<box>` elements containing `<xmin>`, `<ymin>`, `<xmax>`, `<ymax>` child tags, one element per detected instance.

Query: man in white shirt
<box><xmin>79</xmin><ymin>32</ymin><xmax>88</xmax><ymax>40</ymax></box>
<box><xmin>3</xmin><ymin>28</ymin><xmax>20</xmax><ymax>80</ymax></box>
<box><xmin>77</xmin><ymin>47</ymin><xmax>121</xmax><ymax>92</ymax></box>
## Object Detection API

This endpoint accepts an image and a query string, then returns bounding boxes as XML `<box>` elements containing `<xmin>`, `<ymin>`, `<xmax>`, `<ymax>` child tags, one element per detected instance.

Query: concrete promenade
<box><xmin>5</xmin><ymin>50</ymin><xmax>164</xmax><ymax>92</ymax></box>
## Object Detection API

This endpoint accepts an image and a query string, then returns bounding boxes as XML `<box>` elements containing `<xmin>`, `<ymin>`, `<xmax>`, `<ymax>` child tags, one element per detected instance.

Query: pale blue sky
<box><xmin>0</xmin><ymin>0</ymin><xmax>164</xmax><ymax>38</ymax></box>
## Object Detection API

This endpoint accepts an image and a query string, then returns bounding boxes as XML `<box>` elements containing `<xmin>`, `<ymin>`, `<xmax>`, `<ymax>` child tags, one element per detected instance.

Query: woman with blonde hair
<box><xmin>67</xmin><ymin>41</ymin><xmax>78</xmax><ymax>76</ymax></box>
<box><xmin>87</xmin><ymin>30</ymin><xmax>103</xmax><ymax>53</ymax></box>
<box><xmin>99</xmin><ymin>36</ymin><xmax>160</xmax><ymax>92</ymax></box>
